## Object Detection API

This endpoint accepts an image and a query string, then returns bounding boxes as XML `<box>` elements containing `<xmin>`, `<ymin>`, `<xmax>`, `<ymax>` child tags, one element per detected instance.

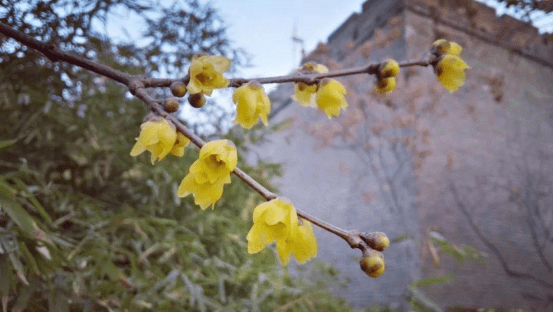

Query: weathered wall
<box><xmin>405</xmin><ymin>0</ymin><xmax>553</xmax><ymax>309</ymax></box>
<box><xmin>258</xmin><ymin>0</ymin><xmax>553</xmax><ymax>309</ymax></box>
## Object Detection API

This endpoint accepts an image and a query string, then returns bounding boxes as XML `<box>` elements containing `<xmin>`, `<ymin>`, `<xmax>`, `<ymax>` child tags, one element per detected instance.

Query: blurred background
<box><xmin>1</xmin><ymin>0</ymin><xmax>553</xmax><ymax>311</ymax></box>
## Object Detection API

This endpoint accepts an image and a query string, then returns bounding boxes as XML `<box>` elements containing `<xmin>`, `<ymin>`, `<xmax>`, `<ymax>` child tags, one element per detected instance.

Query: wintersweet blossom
<box><xmin>233</xmin><ymin>81</ymin><xmax>271</xmax><ymax>129</ymax></box>
<box><xmin>170</xmin><ymin>132</ymin><xmax>191</xmax><ymax>158</ymax></box>
<box><xmin>247</xmin><ymin>198</ymin><xmax>317</xmax><ymax>265</ymax></box>
<box><xmin>435</xmin><ymin>54</ymin><xmax>470</xmax><ymax>92</ymax></box>
<box><xmin>130</xmin><ymin>119</ymin><xmax>180</xmax><ymax>164</ymax></box>
<box><xmin>315</xmin><ymin>79</ymin><xmax>348</xmax><ymax>119</ymax></box>
<box><xmin>293</xmin><ymin>63</ymin><xmax>328</xmax><ymax>107</ymax></box>
<box><xmin>187</xmin><ymin>55</ymin><xmax>231</xmax><ymax>96</ymax></box>
<box><xmin>178</xmin><ymin>140</ymin><xmax>237</xmax><ymax>209</ymax></box>
<box><xmin>276</xmin><ymin>220</ymin><xmax>318</xmax><ymax>265</ymax></box>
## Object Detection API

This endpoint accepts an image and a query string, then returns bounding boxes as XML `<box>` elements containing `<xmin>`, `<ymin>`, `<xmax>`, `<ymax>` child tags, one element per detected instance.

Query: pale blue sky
<box><xmin>106</xmin><ymin>0</ymin><xmax>551</xmax><ymax>81</ymax></box>
<box><xmin>103</xmin><ymin>0</ymin><xmax>551</xmax><ymax>131</ymax></box>
<box><xmin>211</xmin><ymin>0</ymin><xmax>367</xmax><ymax>79</ymax></box>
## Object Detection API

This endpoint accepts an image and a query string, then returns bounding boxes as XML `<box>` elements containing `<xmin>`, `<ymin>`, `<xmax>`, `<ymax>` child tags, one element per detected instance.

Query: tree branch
<box><xmin>0</xmin><ymin>21</ymin><xmax>390</xmax><ymax>253</ymax></box>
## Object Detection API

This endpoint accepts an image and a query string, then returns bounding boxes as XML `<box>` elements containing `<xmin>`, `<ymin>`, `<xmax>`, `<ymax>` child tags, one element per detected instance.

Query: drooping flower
<box><xmin>315</xmin><ymin>79</ymin><xmax>348</xmax><ymax>119</ymax></box>
<box><xmin>178</xmin><ymin>139</ymin><xmax>237</xmax><ymax>209</ymax></box>
<box><xmin>177</xmin><ymin>174</ymin><xmax>225</xmax><ymax>210</ymax></box>
<box><xmin>247</xmin><ymin>198</ymin><xmax>318</xmax><ymax>265</ymax></box>
<box><xmin>169</xmin><ymin>132</ymin><xmax>191</xmax><ymax>158</ymax></box>
<box><xmin>276</xmin><ymin>220</ymin><xmax>318</xmax><ymax>265</ymax></box>
<box><xmin>187</xmin><ymin>55</ymin><xmax>231</xmax><ymax>96</ymax></box>
<box><xmin>435</xmin><ymin>54</ymin><xmax>470</xmax><ymax>93</ymax></box>
<box><xmin>293</xmin><ymin>63</ymin><xmax>328</xmax><ymax>107</ymax></box>
<box><xmin>233</xmin><ymin>81</ymin><xmax>271</xmax><ymax>129</ymax></box>
<box><xmin>130</xmin><ymin>119</ymin><xmax>179</xmax><ymax>164</ymax></box>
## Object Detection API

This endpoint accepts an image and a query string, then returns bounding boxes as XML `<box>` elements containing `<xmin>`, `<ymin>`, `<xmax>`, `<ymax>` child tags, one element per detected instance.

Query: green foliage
<box><xmin>429</xmin><ymin>232</ymin><xmax>485</xmax><ymax>265</ymax></box>
<box><xmin>0</xmin><ymin>1</ymin><xmax>354</xmax><ymax>311</ymax></box>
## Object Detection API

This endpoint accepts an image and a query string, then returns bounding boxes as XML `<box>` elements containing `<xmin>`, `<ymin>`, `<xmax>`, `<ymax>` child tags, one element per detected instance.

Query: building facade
<box><xmin>257</xmin><ymin>0</ymin><xmax>553</xmax><ymax>309</ymax></box>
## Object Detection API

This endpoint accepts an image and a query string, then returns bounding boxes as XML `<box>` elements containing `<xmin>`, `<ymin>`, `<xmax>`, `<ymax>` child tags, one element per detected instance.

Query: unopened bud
<box><xmin>379</xmin><ymin>60</ymin><xmax>400</xmax><ymax>78</ymax></box>
<box><xmin>170</xmin><ymin>81</ymin><xmax>187</xmax><ymax>97</ymax></box>
<box><xmin>360</xmin><ymin>254</ymin><xmax>385</xmax><ymax>278</ymax></box>
<box><xmin>164</xmin><ymin>97</ymin><xmax>180</xmax><ymax>113</ymax></box>
<box><xmin>188</xmin><ymin>93</ymin><xmax>206</xmax><ymax>108</ymax></box>
<box><xmin>360</xmin><ymin>232</ymin><xmax>390</xmax><ymax>251</ymax></box>
<box><xmin>431</xmin><ymin>39</ymin><xmax>449</xmax><ymax>56</ymax></box>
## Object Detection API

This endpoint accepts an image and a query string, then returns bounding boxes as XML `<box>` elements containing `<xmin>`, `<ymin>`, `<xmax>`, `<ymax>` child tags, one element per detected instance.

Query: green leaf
<box><xmin>12</xmin><ymin>179</ymin><xmax>52</xmax><ymax>223</ymax></box>
<box><xmin>0</xmin><ymin>255</ymin><xmax>11</xmax><ymax>312</ymax></box>
<box><xmin>0</xmin><ymin>182</ymin><xmax>47</xmax><ymax>242</ymax></box>
<box><xmin>0</xmin><ymin>139</ymin><xmax>16</xmax><ymax>150</ymax></box>
<box><xmin>48</xmin><ymin>289</ymin><xmax>69</xmax><ymax>312</ymax></box>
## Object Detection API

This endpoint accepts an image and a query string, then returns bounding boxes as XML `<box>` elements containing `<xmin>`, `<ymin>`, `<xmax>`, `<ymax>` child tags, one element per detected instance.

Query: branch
<box><xmin>450</xmin><ymin>184</ymin><xmax>553</xmax><ymax>289</ymax></box>
<box><xmin>0</xmin><ymin>21</ymin><xmax>388</xmax><ymax>253</ymax></box>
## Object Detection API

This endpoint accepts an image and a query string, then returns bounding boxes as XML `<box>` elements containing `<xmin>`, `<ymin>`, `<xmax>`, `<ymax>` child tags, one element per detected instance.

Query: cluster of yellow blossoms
<box><xmin>130</xmin><ymin>121</ymin><xmax>317</xmax><ymax>265</ymax></box>
<box><xmin>431</xmin><ymin>39</ymin><xmax>471</xmax><ymax>92</ymax></box>
<box><xmin>129</xmin><ymin>40</ymin><xmax>470</xmax><ymax>270</ymax></box>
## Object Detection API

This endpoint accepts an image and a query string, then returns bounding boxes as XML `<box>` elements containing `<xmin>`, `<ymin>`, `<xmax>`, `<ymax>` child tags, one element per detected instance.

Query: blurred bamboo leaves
<box><xmin>0</xmin><ymin>1</ymin><xmax>353</xmax><ymax>311</ymax></box>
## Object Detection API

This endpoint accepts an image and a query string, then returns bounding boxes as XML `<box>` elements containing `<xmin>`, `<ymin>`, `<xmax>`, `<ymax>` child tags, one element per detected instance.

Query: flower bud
<box><xmin>360</xmin><ymin>254</ymin><xmax>385</xmax><ymax>278</ymax></box>
<box><xmin>360</xmin><ymin>232</ymin><xmax>390</xmax><ymax>251</ymax></box>
<box><xmin>431</xmin><ymin>39</ymin><xmax>449</xmax><ymax>56</ymax></box>
<box><xmin>164</xmin><ymin>97</ymin><xmax>180</xmax><ymax>113</ymax></box>
<box><xmin>188</xmin><ymin>93</ymin><xmax>206</xmax><ymax>108</ymax></box>
<box><xmin>374</xmin><ymin>77</ymin><xmax>396</xmax><ymax>94</ymax></box>
<box><xmin>378</xmin><ymin>59</ymin><xmax>400</xmax><ymax>78</ymax></box>
<box><xmin>170</xmin><ymin>81</ymin><xmax>187</xmax><ymax>97</ymax></box>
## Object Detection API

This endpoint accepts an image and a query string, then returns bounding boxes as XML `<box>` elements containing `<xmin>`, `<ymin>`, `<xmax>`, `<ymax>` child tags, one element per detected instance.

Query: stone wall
<box><xmin>261</xmin><ymin>0</ymin><xmax>553</xmax><ymax>309</ymax></box>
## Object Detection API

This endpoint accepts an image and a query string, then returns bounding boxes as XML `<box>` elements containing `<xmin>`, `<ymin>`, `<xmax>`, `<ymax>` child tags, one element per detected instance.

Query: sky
<box><xmin>106</xmin><ymin>0</ymin><xmax>552</xmax><ymax>82</ymax></box>
<box><xmin>210</xmin><ymin>0</ymin><xmax>367</xmax><ymax>79</ymax></box>
<box><xmin>103</xmin><ymin>0</ymin><xmax>551</xmax><ymax>130</ymax></box>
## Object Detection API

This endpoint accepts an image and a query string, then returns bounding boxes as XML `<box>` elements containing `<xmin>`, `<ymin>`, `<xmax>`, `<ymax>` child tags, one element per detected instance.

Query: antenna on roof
<box><xmin>292</xmin><ymin>21</ymin><xmax>305</xmax><ymax>66</ymax></box>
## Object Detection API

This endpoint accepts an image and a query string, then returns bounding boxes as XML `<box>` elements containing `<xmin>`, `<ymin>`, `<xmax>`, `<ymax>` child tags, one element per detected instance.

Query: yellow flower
<box><xmin>233</xmin><ymin>82</ymin><xmax>271</xmax><ymax>129</ymax></box>
<box><xmin>198</xmin><ymin>139</ymin><xmax>238</xmax><ymax>173</ymax></box>
<box><xmin>177</xmin><ymin>140</ymin><xmax>237</xmax><ymax>209</ymax></box>
<box><xmin>178</xmin><ymin>174</ymin><xmax>225</xmax><ymax>210</ymax></box>
<box><xmin>293</xmin><ymin>63</ymin><xmax>328</xmax><ymax>107</ymax></box>
<box><xmin>435</xmin><ymin>54</ymin><xmax>470</xmax><ymax>92</ymax></box>
<box><xmin>169</xmin><ymin>132</ymin><xmax>191</xmax><ymax>158</ymax></box>
<box><xmin>315</xmin><ymin>79</ymin><xmax>348</xmax><ymax>119</ymax></box>
<box><xmin>276</xmin><ymin>220</ymin><xmax>318</xmax><ymax>265</ymax></box>
<box><xmin>431</xmin><ymin>39</ymin><xmax>463</xmax><ymax>56</ymax></box>
<box><xmin>247</xmin><ymin>198</ymin><xmax>318</xmax><ymax>265</ymax></box>
<box><xmin>187</xmin><ymin>55</ymin><xmax>231</xmax><ymax>96</ymax></box>
<box><xmin>374</xmin><ymin>77</ymin><xmax>396</xmax><ymax>94</ymax></box>
<box><xmin>130</xmin><ymin>119</ymin><xmax>178</xmax><ymax>164</ymax></box>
